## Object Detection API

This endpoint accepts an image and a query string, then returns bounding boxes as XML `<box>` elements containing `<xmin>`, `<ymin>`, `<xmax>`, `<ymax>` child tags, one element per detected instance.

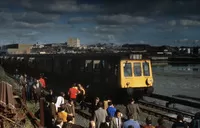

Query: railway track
<box><xmin>76</xmin><ymin>94</ymin><xmax>196</xmax><ymax>125</ymax></box>
<box><xmin>138</xmin><ymin>100</ymin><xmax>193</xmax><ymax>122</ymax></box>
<box><xmin>149</xmin><ymin>93</ymin><xmax>200</xmax><ymax>109</ymax></box>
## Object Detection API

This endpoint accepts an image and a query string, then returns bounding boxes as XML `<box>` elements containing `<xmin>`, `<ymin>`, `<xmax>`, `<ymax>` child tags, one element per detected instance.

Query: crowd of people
<box><xmin>14</xmin><ymin>72</ymin><xmax>200</xmax><ymax>128</ymax></box>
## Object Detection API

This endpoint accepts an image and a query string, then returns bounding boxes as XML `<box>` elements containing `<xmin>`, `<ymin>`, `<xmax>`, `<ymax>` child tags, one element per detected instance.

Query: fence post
<box><xmin>0</xmin><ymin>118</ymin><xmax>3</xmax><ymax>128</ymax></box>
<box><xmin>22</xmin><ymin>85</ymin><xmax>26</xmax><ymax>104</ymax></box>
<box><xmin>40</xmin><ymin>98</ymin><xmax>45</xmax><ymax>127</ymax></box>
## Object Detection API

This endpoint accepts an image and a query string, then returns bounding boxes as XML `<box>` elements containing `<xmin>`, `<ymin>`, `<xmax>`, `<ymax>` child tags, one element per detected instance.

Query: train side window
<box><xmin>123</xmin><ymin>63</ymin><xmax>132</xmax><ymax>77</ymax></box>
<box><xmin>67</xmin><ymin>59</ymin><xmax>72</xmax><ymax>70</ymax></box>
<box><xmin>143</xmin><ymin>62</ymin><xmax>150</xmax><ymax>76</ymax></box>
<box><xmin>102</xmin><ymin>60</ymin><xmax>105</xmax><ymax>68</ymax></box>
<box><xmin>93</xmin><ymin>60</ymin><xmax>101</xmax><ymax>72</ymax></box>
<box><xmin>133</xmin><ymin>62</ymin><xmax>141</xmax><ymax>76</ymax></box>
<box><xmin>85</xmin><ymin>60</ymin><xmax>93</xmax><ymax>72</ymax></box>
<box><xmin>80</xmin><ymin>60</ymin><xmax>85</xmax><ymax>72</ymax></box>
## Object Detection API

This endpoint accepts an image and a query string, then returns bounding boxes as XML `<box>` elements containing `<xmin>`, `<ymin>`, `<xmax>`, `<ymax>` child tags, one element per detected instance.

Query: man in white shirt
<box><xmin>55</xmin><ymin>92</ymin><xmax>65</xmax><ymax>112</ymax></box>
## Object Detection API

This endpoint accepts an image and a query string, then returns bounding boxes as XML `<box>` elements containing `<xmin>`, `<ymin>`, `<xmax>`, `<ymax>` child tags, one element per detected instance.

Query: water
<box><xmin>153</xmin><ymin>64</ymin><xmax>200</xmax><ymax>98</ymax></box>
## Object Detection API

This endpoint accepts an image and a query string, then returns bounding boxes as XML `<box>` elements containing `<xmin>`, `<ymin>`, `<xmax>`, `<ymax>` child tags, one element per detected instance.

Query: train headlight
<box><xmin>146</xmin><ymin>78</ymin><xmax>153</xmax><ymax>86</ymax></box>
<box><xmin>126</xmin><ymin>82</ymin><xmax>130</xmax><ymax>87</ymax></box>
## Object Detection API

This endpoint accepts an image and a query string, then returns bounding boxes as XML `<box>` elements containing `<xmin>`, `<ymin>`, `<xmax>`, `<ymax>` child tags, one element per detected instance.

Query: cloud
<box><xmin>81</xmin><ymin>25</ymin><xmax>135</xmax><ymax>35</ymax></box>
<box><xmin>0</xmin><ymin>11</ymin><xmax>60</xmax><ymax>28</ymax></box>
<box><xmin>167</xmin><ymin>19</ymin><xmax>200</xmax><ymax>26</ymax></box>
<box><xmin>69</xmin><ymin>14</ymin><xmax>154</xmax><ymax>25</ymax></box>
<box><xmin>79</xmin><ymin>24</ymin><xmax>137</xmax><ymax>43</ymax></box>
<box><xmin>180</xmin><ymin>19</ymin><xmax>200</xmax><ymax>26</ymax></box>
<box><xmin>96</xmin><ymin>14</ymin><xmax>154</xmax><ymax>25</ymax></box>
<box><xmin>13</xmin><ymin>12</ymin><xmax>60</xmax><ymax>24</ymax></box>
<box><xmin>21</xmin><ymin>0</ymin><xmax>101</xmax><ymax>13</ymax></box>
<box><xmin>102</xmin><ymin>0</ymin><xmax>200</xmax><ymax>16</ymax></box>
<box><xmin>68</xmin><ymin>17</ymin><xmax>94</xmax><ymax>24</ymax></box>
<box><xmin>168</xmin><ymin>20</ymin><xmax>176</xmax><ymax>26</ymax></box>
<box><xmin>11</xmin><ymin>21</ymin><xmax>54</xmax><ymax>29</ymax></box>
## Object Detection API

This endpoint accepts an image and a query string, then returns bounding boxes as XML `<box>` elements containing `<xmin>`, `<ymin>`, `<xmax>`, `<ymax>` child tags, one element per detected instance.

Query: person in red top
<box><xmin>68</xmin><ymin>83</ymin><xmax>79</xmax><ymax>103</ymax></box>
<box><xmin>39</xmin><ymin>74</ymin><xmax>46</xmax><ymax>89</ymax></box>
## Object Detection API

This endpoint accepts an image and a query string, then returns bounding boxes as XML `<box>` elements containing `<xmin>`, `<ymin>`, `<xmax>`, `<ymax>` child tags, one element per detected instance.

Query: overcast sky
<box><xmin>1</xmin><ymin>0</ymin><xmax>200</xmax><ymax>46</ymax></box>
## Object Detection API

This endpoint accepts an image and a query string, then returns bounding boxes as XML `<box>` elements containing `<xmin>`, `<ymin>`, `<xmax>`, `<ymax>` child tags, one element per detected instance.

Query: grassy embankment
<box><xmin>0</xmin><ymin>66</ymin><xmax>38</xmax><ymax>128</ymax></box>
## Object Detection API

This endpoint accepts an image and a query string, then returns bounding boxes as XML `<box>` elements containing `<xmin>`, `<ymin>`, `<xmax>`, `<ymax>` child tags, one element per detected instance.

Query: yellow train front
<box><xmin>119</xmin><ymin>58</ymin><xmax>154</xmax><ymax>98</ymax></box>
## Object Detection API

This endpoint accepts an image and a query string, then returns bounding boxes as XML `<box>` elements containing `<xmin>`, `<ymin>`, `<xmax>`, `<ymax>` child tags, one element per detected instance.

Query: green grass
<box><xmin>0</xmin><ymin>66</ymin><xmax>36</xmax><ymax>128</ymax></box>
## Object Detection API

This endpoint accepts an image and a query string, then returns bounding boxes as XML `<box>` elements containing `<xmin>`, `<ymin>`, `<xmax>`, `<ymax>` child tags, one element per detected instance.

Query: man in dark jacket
<box><xmin>126</xmin><ymin>98</ymin><xmax>140</xmax><ymax>121</ymax></box>
<box><xmin>62</xmin><ymin>116</ymin><xmax>83</xmax><ymax>128</ymax></box>
<box><xmin>172</xmin><ymin>114</ymin><xmax>188</xmax><ymax>128</ymax></box>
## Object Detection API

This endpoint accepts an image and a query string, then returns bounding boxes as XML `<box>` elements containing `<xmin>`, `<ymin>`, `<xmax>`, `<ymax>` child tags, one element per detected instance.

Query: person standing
<box><xmin>26</xmin><ymin>77</ymin><xmax>34</xmax><ymax>101</ymax></box>
<box><xmin>68</xmin><ymin>84</ymin><xmax>79</xmax><ymax>104</ymax></box>
<box><xmin>65</xmin><ymin>99</ymin><xmax>75</xmax><ymax>123</ymax></box>
<box><xmin>39</xmin><ymin>73</ymin><xmax>46</xmax><ymax>89</ymax></box>
<box><xmin>57</xmin><ymin>104</ymin><xmax>68</xmax><ymax>123</ymax></box>
<box><xmin>90</xmin><ymin>97</ymin><xmax>100</xmax><ymax>117</ymax></box>
<box><xmin>123</xmin><ymin>113</ymin><xmax>140</xmax><ymax>128</ymax></box>
<box><xmin>172</xmin><ymin>114</ymin><xmax>188</xmax><ymax>128</ymax></box>
<box><xmin>33</xmin><ymin>79</ymin><xmax>41</xmax><ymax>105</ymax></box>
<box><xmin>63</xmin><ymin>116</ymin><xmax>83</xmax><ymax>128</ymax></box>
<box><xmin>54</xmin><ymin>118</ymin><xmax>64</xmax><ymax>128</ymax></box>
<box><xmin>100</xmin><ymin>116</ymin><xmax>113</xmax><ymax>128</ymax></box>
<box><xmin>126</xmin><ymin>98</ymin><xmax>141</xmax><ymax>121</ymax></box>
<box><xmin>143</xmin><ymin>116</ymin><xmax>155</xmax><ymax>128</ymax></box>
<box><xmin>107</xmin><ymin>101</ymin><xmax>116</xmax><ymax>117</ymax></box>
<box><xmin>55</xmin><ymin>92</ymin><xmax>65</xmax><ymax>112</ymax></box>
<box><xmin>77</xmin><ymin>84</ymin><xmax>86</xmax><ymax>110</ymax></box>
<box><xmin>112</xmin><ymin>110</ymin><xmax>123</xmax><ymax>128</ymax></box>
<box><xmin>155</xmin><ymin>117</ymin><xmax>166</xmax><ymax>128</ymax></box>
<box><xmin>46</xmin><ymin>89</ymin><xmax>55</xmax><ymax>103</ymax></box>
<box><xmin>190</xmin><ymin>112</ymin><xmax>200</xmax><ymax>128</ymax></box>
<box><xmin>94</xmin><ymin>101</ymin><xmax>108</xmax><ymax>128</ymax></box>
<box><xmin>49</xmin><ymin>97</ymin><xmax>57</xmax><ymax>125</ymax></box>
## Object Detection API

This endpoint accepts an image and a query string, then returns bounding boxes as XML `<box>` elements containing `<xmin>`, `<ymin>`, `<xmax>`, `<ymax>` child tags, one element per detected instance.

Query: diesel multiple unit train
<box><xmin>0</xmin><ymin>53</ymin><xmax>154</xmax><ymax>101</ymax></box>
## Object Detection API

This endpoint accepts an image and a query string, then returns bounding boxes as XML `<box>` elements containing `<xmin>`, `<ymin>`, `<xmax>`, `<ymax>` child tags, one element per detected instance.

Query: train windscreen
<box><xmin>123</xmin><ymin>63</ymin><xmax>132</xmax><ymax>77</ymax></box>
<box><xmin>143</xmin><ymin>62</ymin><xmax>150</xmax><ymax>76</ymax></box>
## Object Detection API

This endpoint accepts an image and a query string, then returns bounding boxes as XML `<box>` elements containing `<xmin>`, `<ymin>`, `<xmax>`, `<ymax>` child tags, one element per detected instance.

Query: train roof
<box><xmin>1</xmin><ymin>52</ymin><xmax>150</xmax><ymax>60</ymax></box>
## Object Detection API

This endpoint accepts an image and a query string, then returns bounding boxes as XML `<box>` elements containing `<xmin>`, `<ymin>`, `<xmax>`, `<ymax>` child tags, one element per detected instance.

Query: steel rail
<box><xmin>172</xmin><ymin>95</ymin><xmax>200</xmax><ymax>102</ymax></box>
<box><xmin>150</xmin><ymin>93</ymin><xmax>200</xmax><ymax>109</ymax></box>
<box><xmin>138</xmin><ymin>100</ymin><xmax>194</xmax><ymax>120</ymax></box>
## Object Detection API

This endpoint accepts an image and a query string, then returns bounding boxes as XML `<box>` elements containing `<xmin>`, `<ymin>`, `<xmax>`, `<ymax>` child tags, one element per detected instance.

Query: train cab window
<box><xmin>123</xmin><ymin>63</ymin><xmax>132</xmax><ymax>77</ymax></box>
<box><xmin>85</xmin><ymin>60</ymin><xmax>93</xmax><ymax>72</ymax></box>
<box><xmin>143</xmin><ymin>62</ymin><xmax>150</xmax><ymax>76</ymax></box>
<box><xmin>133</xmin><ymin>62</ymin><xmax>141</xmax><ymax>76</ymax></box>
<box><xmin>93</xmin><ymin>60</ymin><xmax>101</xmax><ymax>72</ymax></box>
<box><xmin>102</xmin><ymin>60</ymin><xmax>105</xmax><ymax>68</ymax></box>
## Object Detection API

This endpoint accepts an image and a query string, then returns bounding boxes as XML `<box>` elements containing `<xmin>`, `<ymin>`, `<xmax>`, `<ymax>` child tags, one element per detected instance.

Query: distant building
<box><xmin>67</xmin><ymin>38</ymin><xmax>80</xmax><ymax>47</ymax></box>
<box><xmin>179</xmin><ymin>47</ymin><xmax>193</xmax><ymax>55</ymax></box>
<box><xmin>2</xmin><ymin>44</ymin><xmax>33</xmax><ymax>54</ymax></box>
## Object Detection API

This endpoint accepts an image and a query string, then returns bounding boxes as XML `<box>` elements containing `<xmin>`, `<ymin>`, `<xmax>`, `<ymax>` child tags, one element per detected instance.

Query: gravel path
<box><xmin>75</xmin><ymin>113</ymin><xmax>90</xmax><ymax>128</ymax></box>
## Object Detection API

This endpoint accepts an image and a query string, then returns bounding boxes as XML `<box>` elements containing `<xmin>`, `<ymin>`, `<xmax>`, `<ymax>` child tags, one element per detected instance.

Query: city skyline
<box><xmin>1</xmin><ymin>0</ymin><xmax>200</xmax><ymax>46</ymax></box>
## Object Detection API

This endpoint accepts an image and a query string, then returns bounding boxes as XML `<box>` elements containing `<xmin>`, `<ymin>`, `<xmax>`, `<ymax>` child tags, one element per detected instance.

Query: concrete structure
<box><xmin>2</xmin><ymin>44</ymin><xmax>33</xmax><ymax>54</ymax></box>
<box><xmin>67</xmin><ymin>38</ymin><xmax>80</xmax><ymax>47</ymax></box>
